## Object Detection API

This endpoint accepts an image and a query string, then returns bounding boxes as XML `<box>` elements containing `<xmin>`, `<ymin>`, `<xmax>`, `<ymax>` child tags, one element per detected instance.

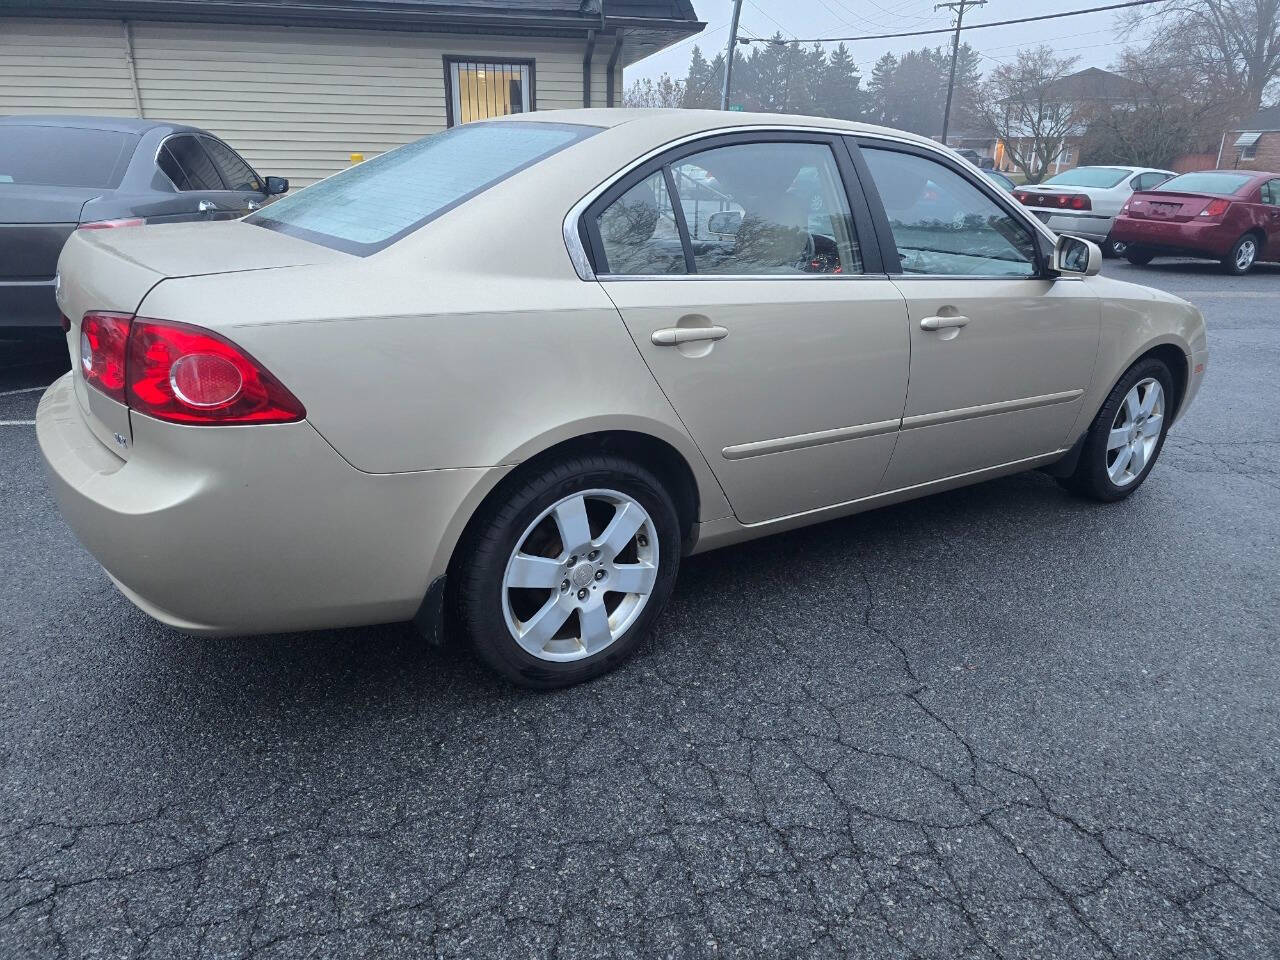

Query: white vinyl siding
<box><xmin>0</xmin><ymin>18</ymin><xmax>137</xmax><ymax>116</ymax></box>
<box><xmin>0</xmin><ymin>17</ymin><xmax>614</xmax><ymax>187</ymax></box>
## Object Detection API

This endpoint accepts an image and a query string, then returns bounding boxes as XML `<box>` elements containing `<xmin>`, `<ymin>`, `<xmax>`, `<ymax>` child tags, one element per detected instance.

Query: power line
<box><xmin>737</xmin><ymin>0</ymin><xmax>1166</xmax><ymax>44</ymax></box>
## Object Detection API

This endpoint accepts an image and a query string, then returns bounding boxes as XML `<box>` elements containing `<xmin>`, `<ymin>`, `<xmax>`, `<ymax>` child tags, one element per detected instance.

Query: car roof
<box><xmin>490</xmin><ymin>107</ymin><xmax>943</xmax><ymax>148</ymax></box>
<box><xmin>0</xmin><ymin>114</ymin><xmax>202</xmax><ymax>135</ymax></box>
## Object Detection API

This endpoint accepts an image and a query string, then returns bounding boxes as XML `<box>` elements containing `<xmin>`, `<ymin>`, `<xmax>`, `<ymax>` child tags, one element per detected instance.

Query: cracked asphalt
<box><xmin>2</xmin><ymin>261</ymin><xmax>1278</xmax><ymax>959</ymax></box>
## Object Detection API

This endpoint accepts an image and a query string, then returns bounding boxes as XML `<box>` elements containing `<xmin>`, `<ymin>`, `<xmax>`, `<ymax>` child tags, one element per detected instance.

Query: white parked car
<box><xmin>1014</xmin><ymin>166</ymin><xmax>1175</xmax><ymax>254</ymax></box>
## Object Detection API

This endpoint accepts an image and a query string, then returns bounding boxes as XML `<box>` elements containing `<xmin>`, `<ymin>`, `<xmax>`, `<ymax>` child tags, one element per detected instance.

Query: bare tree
<box><xmin>623</xmin><ymin>74</ymin><xmax>683</xmax><ymax>109</ymax></box>
<box><xmin>1080</xmin><ymin>49</ymin><xmax>1223</xmax><ymax>167</ymax></box>
<box><xmin>1122</xmin><ymin>0</ymin><xmax>1280</xmax><ymax>117</ymax></box>
<box><xmin>981</xmin><ymin>47</ymin><xmax>1081</xmax><ymax>183</ymax></box>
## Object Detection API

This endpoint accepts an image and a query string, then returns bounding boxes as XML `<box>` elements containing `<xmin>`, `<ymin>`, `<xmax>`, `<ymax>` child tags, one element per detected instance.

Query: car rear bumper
<box><xmin>1111</xmin><ymin>218</ymin><xmax>1236</xmax><ymax>257</ymax></box>
<box><xmin>37</xmin><ymin>372</ymin><xmax>503</xmax><ymax>635</ymax></box>
<box><xmin>1032</xmin><ymin>210</ymin><xmax>1114</xmax><ymax>242</ymax></box>
<box><xmin>1</xmin><ymin>278</ymin><xmax>60</xmax><ymax>328</ymax></box>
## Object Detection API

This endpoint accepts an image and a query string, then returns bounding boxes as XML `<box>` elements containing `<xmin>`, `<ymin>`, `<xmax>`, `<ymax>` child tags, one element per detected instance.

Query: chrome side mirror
<box><xmin>1054</xmin><ymin>234</ymin><xmax>1101</xmax><ymax>277</ymax></box>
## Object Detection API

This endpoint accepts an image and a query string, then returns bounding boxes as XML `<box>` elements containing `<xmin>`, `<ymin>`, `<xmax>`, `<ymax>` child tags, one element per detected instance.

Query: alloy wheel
<box><xmin>1236</xmin><ymin>238</ymin><xmax>1257</xmax><ymax>272</ymax></box>
<box><xmin>501</xmin><ymin>489</ymin><xmax>659</xmax><ymax>662</ymax></box>
<box><xmin>1106</xmin><ymin>377</ymin><xmax>1164</xmax><ymax>487</ymax></box>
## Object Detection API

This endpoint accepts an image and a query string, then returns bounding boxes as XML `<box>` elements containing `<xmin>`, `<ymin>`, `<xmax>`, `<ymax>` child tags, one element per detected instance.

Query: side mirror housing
<box><xmin>264</xmin><ymin>176</ymin><xmax>289</xmax><ymax>196</ymax></box>
<box><xmin>1053</xmin><ymin>234</ymin><xmax>1101</xmax><ymax>277</ymax></box>
<box><xmin>707</xmin><ymin>210</ymin><xmax>742</xmax><ymax>235</ymax></box>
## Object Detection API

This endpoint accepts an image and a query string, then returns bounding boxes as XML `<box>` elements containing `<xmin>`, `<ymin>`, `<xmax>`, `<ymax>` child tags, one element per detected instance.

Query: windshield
<box><xmin>0</xmin><ymin>126</ymin><xmax>134</xmax><ymax>188</ymax></box>
<box><xmin>1043</xmin><ymin>167</ymin><xmax>1130</xmax><ymax>188</ymax></box>
<box><xmin>248</xmin><ymin>121</ymin><xmax>598</xmax><ymax>255</ymax></box>
<box><xmin>1156</xmin><ymin>171</ymin><xmax>1254</xmax><ymax>195</ymax></box>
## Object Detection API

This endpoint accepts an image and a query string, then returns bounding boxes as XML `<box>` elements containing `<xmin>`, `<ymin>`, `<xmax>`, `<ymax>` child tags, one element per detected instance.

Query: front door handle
<box><xmin>651</xmin><ymin>325</ymin><xmax>729</xmax><ymax>346</ymax></box>
<box><xmin>197</xmin><ymin>200</ymin><xmax>221</xmax><ymax>214</ymax></box>
<box><xmin>920</xmin><ymin>315</ymin><xmax>970</xmax><ymax>331</ymax></box>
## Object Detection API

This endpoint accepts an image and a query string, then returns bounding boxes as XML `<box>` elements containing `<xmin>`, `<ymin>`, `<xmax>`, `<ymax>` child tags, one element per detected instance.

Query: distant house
<box><xmin>0</xmin><ymin>0</ymin><xmax>702</xmax><ymax>186</ymax></box>
<box><xmin>1220</xmin><ymin>105</ymin><xmax>1280</xmax><ymax>172</ymax></box>
<box><xmin>992</xmin><ymin>66</ymin><xmax>1148</xmax><ymax>178</ymax></box>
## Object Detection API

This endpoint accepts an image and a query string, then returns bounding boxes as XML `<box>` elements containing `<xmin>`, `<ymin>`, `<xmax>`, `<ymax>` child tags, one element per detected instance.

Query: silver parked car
<box><xmin>1013</xmin><ymin>165</ymin><xmax>1175</xmax><ymax>255</ymax></box>
<box><xmin>39</xmin><ymin>111</ymin><xmax>1207</xmax><ymax>688</ymax></box>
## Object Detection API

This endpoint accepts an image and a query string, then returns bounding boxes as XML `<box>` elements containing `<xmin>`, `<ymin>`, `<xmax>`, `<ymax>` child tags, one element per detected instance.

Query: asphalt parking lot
<box><xmin>2</xmin><ymin>260</ymin><xmax>1278</xmax><ymax>959</ymax></box>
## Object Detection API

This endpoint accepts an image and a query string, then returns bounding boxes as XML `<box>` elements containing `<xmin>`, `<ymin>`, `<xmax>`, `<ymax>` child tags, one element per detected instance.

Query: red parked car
<box><xmin>1111</xmin><ymin>169</ymin><xmax>1280</xmax><ymax>274</ymax></box>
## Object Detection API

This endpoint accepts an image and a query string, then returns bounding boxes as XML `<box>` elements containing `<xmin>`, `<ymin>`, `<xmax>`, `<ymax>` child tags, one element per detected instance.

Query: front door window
<box><xmin>860</xmin><ymin>146</ymin><xmax>1038</xmax><ymax>277</ymax></box>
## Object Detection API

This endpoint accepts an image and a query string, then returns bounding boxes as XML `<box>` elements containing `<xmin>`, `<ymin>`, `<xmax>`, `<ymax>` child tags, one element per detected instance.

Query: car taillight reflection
<box><xmin>78</xmin><ymin>313</ymin><xmax>305</xmax><ymax>425</ymax></box>
<box><xmin>1014</xmin><ymin>191</ymin><xmax>1092</xmax><ymax>210</ymax></box>
<box><xmin>77</xmin><ymin>218</ymin><xmax>145</xmax><ymax>230</ymax></box>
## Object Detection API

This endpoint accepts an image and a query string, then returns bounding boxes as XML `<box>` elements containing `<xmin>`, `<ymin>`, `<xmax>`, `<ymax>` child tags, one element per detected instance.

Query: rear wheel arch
<box><xmin>448</xmin><ymin>430</ymin><xmax>702</xmax><ymax>582</ymax></box>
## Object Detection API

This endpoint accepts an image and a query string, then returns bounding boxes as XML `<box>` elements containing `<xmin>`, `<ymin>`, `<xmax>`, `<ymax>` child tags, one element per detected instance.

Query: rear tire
<box><xmin>1125</xmin><ymin>248</ymin><xmax>1154</xmax><ymax>265</ymax></box>
<box><xmin>451</xmin><ymin>453</ymin><xmax>681</xmax><ymax>689</ymax></box>
<box><xmin>1058</xmin><ymin>357</ymin><xmax>1174</xmax><ymax>502</ymax></box>
<box><xmin>1221</xmin><ymin>233</ymin><xmax>1259</xmax><ymax>275</ymax></box>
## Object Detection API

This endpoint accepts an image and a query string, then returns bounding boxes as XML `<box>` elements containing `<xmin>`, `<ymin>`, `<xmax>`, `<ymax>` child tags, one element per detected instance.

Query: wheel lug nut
<box><xmin>587</xmin><ymin>550</ymin><xmax>599</xmax><ymax>561</ymax></box>
<box><xmin>594</xmin><ymin>570</ymin><xmax>605</xmax><ymax>581</ymax></box>
<box><xmin>567</xmin><ymin>555</ymin><xmax>577</xmax><ymax>566</ymax></box>
<box><xmin>560</xmin><ymin>579</ymin><xmax>570</xmax><ymax>592</ymax></box>
<box><xmin>577</xmin><ymin>588</ymin><xmax>589</xmax><ymax>600</ymax></box>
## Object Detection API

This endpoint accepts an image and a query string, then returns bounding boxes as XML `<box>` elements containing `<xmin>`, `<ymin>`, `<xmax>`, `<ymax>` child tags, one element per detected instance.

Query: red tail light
<box><xmin>1014</xmin><ymin>190</ymin><xmax>1031</xmax><ymax>204</ymax></box>
<box><xmin>1200</xmin><ymin>199</ymin><xmax>1231</xmax><ymax>217</ymax></box>
<box><xmin>78</xmin><ymin>218</ymin><xmax>145</xmax><ymax>230</ymax></box>
<box><xmin>126</xmin><ymin>319</ymin><xmax>305</xmax><ymax>424</ymax></box>
<box><xmin>78</xmin><ymin>313</ymin><xmax>305</xmax><ymax>425</ymax></box>
<box><xmin>1067</xmin><ymin>194</ymin><xmax>1090</xmax><ymax>210</ymax></box>
<box><xmin>79</xmin><ymin>311</ymin><xmax>132</xmax><ymax>403</ymax></box>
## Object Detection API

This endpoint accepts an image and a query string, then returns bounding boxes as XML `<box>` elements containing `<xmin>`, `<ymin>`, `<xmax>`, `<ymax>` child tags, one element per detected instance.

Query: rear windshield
<box><xmin>1156</xmin><ymin>171</ymin><xmax>1254</xmax><ymax>195</ymax></box>
<box><xmin>248</xmin><ymin>121</ymin><xmax>599</xmax><ymax>255</ymax></box>
<box><xmin>1043</xmin><ymin>167</ymin><xmax>1130</xmax><ymax>188</ymax></box>
<box><xmin>0</xmin><ymin>126</ymin><xmax>135</xmax><ymax>188</ymax></box>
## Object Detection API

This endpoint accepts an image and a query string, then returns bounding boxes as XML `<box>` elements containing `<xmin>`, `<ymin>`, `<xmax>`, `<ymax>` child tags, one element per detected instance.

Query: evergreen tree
<box><xmin>818</xmin><ymin>43</ymin><xmax>862</xmax><ymax>120</ymax></box>
<box><xmin>867</xmin><ymin>53</ymin><xmax>899</xmax><ymax>124</ymax></box>
<box><xmin>682</xmin><ymin>45</ymin><xmax>716</xmax><ymax>109</ymax></box>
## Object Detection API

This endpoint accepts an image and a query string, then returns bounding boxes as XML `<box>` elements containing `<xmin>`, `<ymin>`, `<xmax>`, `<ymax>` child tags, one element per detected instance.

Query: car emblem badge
<box><xmin>571</xmin><ymin>562</ymin><xmax>595</xmax><ymax>588</ymax></box>
<box><xmin>113</xmin><ymin>432</ymin><xmax>128</xmax><ymax>449</ymax></box>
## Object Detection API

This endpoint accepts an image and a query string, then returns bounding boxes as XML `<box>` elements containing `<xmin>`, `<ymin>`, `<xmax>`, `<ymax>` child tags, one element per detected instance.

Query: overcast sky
<box><xmin>624</xmin><ymin>0</ymin><xmax>1156</xmax><ymax>87</ymax></box>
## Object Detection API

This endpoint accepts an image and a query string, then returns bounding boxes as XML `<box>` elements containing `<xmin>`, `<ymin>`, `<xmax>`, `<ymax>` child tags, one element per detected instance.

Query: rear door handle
<box><xmin>651</xmin><ymin>325</ymin><xmax>729</xmax><ymax>346</ymax></box>
<box><xmin>920</xmin><ymin>315</ymin><xmax>970</xmax><ymax>331</ymax></box>
<box><xmin>197</xmin><ymin>200</ymin><xmax>222</xmax><ymax>213</ymax></box>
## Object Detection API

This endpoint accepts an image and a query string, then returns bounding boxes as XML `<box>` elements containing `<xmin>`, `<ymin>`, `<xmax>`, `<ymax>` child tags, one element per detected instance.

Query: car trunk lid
<box><xmin>56</xmin><ymin>219</ymin><xmax>347</xmax><ymax>458</ymax></box>
<box><xmin>0</xmin><ymin>184</ymin><xmax>99</xmax><ymax>280</ymax></box>
<box><xmin>1124</xmin><ymin>190</ymin><xmax>1221</xmax><ymax>223</ymax></box>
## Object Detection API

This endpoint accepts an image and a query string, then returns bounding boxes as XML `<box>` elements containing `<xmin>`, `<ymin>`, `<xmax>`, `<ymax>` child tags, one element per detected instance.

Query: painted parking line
<box><xmin>0</xmin><ymin>385</ymin><xmax>48</xmax><ymax>397</ymax></box>
<box><xmin>0</xmin><ymin>420</ymin><xmax>36</xmax><ymax>426</ymax></box>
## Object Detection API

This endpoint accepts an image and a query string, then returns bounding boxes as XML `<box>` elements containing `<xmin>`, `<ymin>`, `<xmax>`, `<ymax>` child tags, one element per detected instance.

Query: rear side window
<box><xmin>200</xmin><ymin>137</ymin><xmax>262</xmax><ymax>192</ymax></box>
<box><xmin>0</xmin><ymin>126</ymin><xmax>134</xmax><ymax>188</ymax></box>
<box><xmin>160</xmin><ymin>136</ymin><xmax>224</xmax><ymax>191</ymax></box>
<box><xmin>249</xmin><ymin>121</ymin><xmax>598</xmax><ymax>255</ymax></box>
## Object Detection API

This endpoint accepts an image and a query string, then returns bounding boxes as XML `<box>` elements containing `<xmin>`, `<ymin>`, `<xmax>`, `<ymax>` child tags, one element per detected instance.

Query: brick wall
<box><xmin>1232</xmin><ymin>132</ymin><xmax>1280</xmax><ymax>172</ymax></box>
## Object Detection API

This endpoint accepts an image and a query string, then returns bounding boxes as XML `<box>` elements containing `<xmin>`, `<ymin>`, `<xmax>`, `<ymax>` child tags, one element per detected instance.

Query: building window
<box><xmin>1241</xmin><ymin>142</ymin><xmax>1258</xmax><ymax>161</ymax></box>
<box><xmin>446</xmin><ymin>58</ymin><xmax>534</xmax><ymax>126</ymax></box>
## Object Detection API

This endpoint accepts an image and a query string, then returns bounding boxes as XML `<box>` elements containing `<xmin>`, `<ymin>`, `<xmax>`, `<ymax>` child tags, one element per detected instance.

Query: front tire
<box><xmin>1125</xmin><ymin>247</ymin><xmax>1154</xmax><ymax>265</ymax></box>
<box><xmin>452</xmin><ymin>454</ymin><xmax>681</xmax><ymax>688</ymax></box>
<box><xmin>1222</xmin><ymin>233</ymin><xmax>1259</xmax><ymax>275</ymax></box>
<box><xmin>1058</xmin><ymin>357</ymin><xmax>1174</xmax><ymax>502</ymax></box>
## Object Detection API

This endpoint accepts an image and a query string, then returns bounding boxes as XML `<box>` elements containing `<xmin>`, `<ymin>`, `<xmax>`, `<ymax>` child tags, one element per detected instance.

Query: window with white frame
<box><xmin>447</xmin><ymin>59</ymin><xmax>533</xmax><ymax>126</ymax></box>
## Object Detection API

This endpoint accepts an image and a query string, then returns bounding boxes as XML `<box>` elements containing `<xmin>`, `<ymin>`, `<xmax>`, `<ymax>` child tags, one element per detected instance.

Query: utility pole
<box><xmin>935</xmin><ymin>0</ymin><xmax>985</xmax><ymax>144</ymax></box>
<box><xmin>720</xmin><ymin>0</ymin><xmax>744</xmax><ymax>110</ymax></box>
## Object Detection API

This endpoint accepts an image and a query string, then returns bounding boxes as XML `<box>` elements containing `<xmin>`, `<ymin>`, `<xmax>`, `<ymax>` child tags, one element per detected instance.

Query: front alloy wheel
<box><xmin>1058</xmin><ymin>356</ymin><xmax>1174</xmax><ymax>502</ymax></box>
<box><xmin>1105</xmin><ymin>378</ymin><xmax>1164</xmax><ymax>487</ymax></box>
